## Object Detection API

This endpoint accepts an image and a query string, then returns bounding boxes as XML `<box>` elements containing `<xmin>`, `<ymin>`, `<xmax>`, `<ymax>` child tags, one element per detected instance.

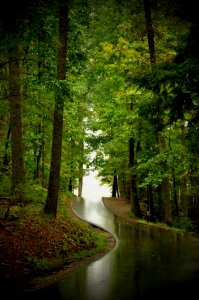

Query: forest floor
<box><xmin>0</xmin><ymin>197</ymin><xmax>115</xmax><ymax>296</ymax></box>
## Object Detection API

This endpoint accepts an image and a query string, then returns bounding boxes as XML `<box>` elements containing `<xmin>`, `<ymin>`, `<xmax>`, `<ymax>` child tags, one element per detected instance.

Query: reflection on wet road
<box><xmin>28</xmin><ymin>172</ymin><xmax>199</xmax><ymax>300</ymax></box>
<box><xmin>68</xmin><ymin>196</ymin><xmax>199</xmax><ymax>300</ymax></box>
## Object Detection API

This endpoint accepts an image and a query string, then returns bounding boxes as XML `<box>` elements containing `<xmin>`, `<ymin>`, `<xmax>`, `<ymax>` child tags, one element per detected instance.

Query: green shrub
<box><xmin>0</xmin><ymin>174</ymin><xmax>11</xmax><ymax>196</ymax></box>
<box><xmin>172</xmin><ymin>216</ymin><xmax>195</xmax><ymax>232</ymax></box>
<box><xmin>24</xmin><ymin>181</ymin><xmax>47</xmax><ymax>204</ymax></box>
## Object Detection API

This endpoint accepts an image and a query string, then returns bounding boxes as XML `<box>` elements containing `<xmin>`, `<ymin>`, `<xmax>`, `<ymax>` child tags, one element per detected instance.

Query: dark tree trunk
<box><xmin>158</xmin><ymin>133</ymin><xmax>172</xmax><ymax>225</ymax></box>
<box><xmin>3</xmin><ymin>123</ymin><xmax>11</xmax><ymax>169</ymax></box>
<box><xmin>147</xmin><ymin>184</ymin><xmax>155</xmax><ymax>222</ymax></box>
<box><xmin>143</xmin><ymin>0</ymin><xmax>172</xmax><ymax>224</ymax></box>
<box><xmin>118</xmin><ymin>174</ymin><xmax>127</xmax><ymax>199</ymax></box>
<box><xmin>129</xmin><ymin>137</ymin><xmax>141</xmax><ymax>218</ymax></box>
<box><xmin>34</xmin><ymin>123</ymin><xmax>43</xmax><ymax>179</ymax></box>
<box><xmin>143</xmin><ymin>0</ymin><xmax>156</xmax><ymax>66</ymax></box>
<box><xmin>41</xmin><ymin>121</ymin><xmax>45</xmax><ymax>187</ymax></box>
<box><xmin>112</xmin><ymin>174</ymin><xmax>119</xmax><ymax>198</ymax></box>
<box><xmin>35</xmin><ymin>41</ymin><xmax>45</xmax><ymax>183</ymax></box>
<box><xmin>171</xmin><ymin>165</ymin><xmax>178</xmax><ymax>217</ymax></box>
<box><xmin>78</xmin><ymin>140</ymin><xmax>84</xmax><ymax>197</ymax></box>
<box><xmin>69</xmin><ymin>178</ymin><xmax>73</xmax><ymax>192</ymax></box>
<box><xmin>162</xmin><ymin>175</ymin><xmax>172</xmax><ymax>225</ymax></box>
<box><xmin>44</xmin><ymin>2</ymin><xmax>68</xmax><ymax>217</ymax></box>
<box><xmin>168</xmin><ymin>126</ymin><xmax>179</xmax><ymax>218</ymax></box>
<box><xmin>157</xmin><ymin>185</ymin><xmax>162</xmax><ymax>222</ymax></box>
<box><xmin>9</xmin><ymin>45</ymin><xmax>25</xmax><ymax>198</ymax></box>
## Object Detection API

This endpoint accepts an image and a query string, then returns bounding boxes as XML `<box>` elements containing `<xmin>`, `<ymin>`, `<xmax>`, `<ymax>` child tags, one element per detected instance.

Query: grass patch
<box><xmin>71</xmin><ymin>229</ymin><xmax>107</xmax><ymax>260</ymax></box>
<box><xmin>127</xmin><ymin>210</ymin><xmax>190</xmax><ymax>234</ymax></box>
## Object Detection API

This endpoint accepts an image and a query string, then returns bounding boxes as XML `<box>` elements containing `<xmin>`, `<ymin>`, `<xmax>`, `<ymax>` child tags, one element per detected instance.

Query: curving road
<box><xmin>27</xmin><ymin>173</ymin><xmax>199</xmax><ymax>300</ymax></box>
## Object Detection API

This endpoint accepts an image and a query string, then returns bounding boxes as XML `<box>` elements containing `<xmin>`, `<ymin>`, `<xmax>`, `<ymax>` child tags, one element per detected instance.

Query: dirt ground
<box><xmin>102</xmin><ymin>197</ymin><xmax>133</xmax><ymax>219</ymax></box>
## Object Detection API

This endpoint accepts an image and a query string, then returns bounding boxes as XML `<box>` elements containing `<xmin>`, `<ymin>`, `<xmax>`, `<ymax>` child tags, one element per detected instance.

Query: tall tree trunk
<box><xmin>129</xmin><ymin>137</ymin><xmax>141</xmax><ymax>217</ymax></box>
<box><xmin>78</xmin><ymin>140</ymin><xmax>84</xmax><ymax>197</ymax></box>
<box><xmin>118</xmin><ymin>174</ymin><xmax>127</xmax><ymax>199</ymax></box>
<box><xmin>146</xmin><ymin>184</ymin><xmax>155</xmax><ymax>221</ymax></box>
<box><xmin>127</xmin><ymin>94</ymin><xmax>141</xmax><ymax>217</ymax></box>
<box><xmin>41</xmin><ymin>120</ymin><xmax>45</xmax><ymax>187</ymax></box>
<box><xmin>35</xmin><ymin>41</ymin><xmax>45</xmax><ymax>184</ymax></box>
<box><xmin>180</xmin><ymin>175</ymin><xmax>187</xmax><ymax>217</ymax></box>
<box><xmin>9</xmin><ymin>45</ymin><xmax>25</xmax><ymax>199</ymax></box>
<box><xmin>34</xmin><ymin>123</ymin><xmax>43</xmax><ymax>179</ymax></box>
<box><xmin>112</xmin><ymin>173</ymin><xmax>119</xmax><ymax>198</ymax></box>
<box><xmin>143</xmin><ymin>0</ymin><xmax>172</xmax><ymax>224</ymax></box>
<box><xmin>44</xmin><ymin>2</ymin><xmax>68</xmax><ymax>217</ymax></box>
<box><xmin>3</xmin><ymin>122</ymin><xmax>11</xmax><ymax>169</ymax></box>
<box><xmin>169</xmin><ymin>145</ymin><xmax>178</xmax><ymax>218</ymax></box>
<box><xmin>143</xmin><ymin>0</ymin><xmax>156</xmax><ymax>67</ymax></box>
<box><xmin>158</xmin><ymin>133</ymin><xmax>172</xmax><ymax>225</ymax></box>
<box><xmin>68</xmin><ymin>177</ymin><xmax>73</xmax><ymax>192</ymax></box>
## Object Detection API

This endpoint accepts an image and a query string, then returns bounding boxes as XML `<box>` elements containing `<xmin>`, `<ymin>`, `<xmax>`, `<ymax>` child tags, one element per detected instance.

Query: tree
<box><xmin>44</xmin><ymin>1</ymin><xmax>68</xmax><ymax>217</ymax></box>
<box><xmin>143</xmin><ymin>0</ymin><xmax>172</xmax><ymax>224</ymax></box>
<box><xmin>8</xmin><ymin>44</ymin><xmax>25</xmax><ymax>199</ymax></box>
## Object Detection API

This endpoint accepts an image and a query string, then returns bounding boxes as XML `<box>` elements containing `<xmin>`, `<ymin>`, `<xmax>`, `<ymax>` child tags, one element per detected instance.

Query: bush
<box><xmin>172</xmin><ymin>216</ymin><xmax>195</xmax><ymax>232</ymax></box>
<box><xmin>24</xmin><ymin>181</ymin><xmax>47</xmax><ymax>204</ymax></box>
<box><xmin>0</xmin><ymin>174</ymin><xmax>11</xmax><ymax>196</ymax></box>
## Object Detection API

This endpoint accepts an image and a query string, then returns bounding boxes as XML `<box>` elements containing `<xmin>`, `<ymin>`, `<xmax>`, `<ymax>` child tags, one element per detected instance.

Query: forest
<box><xmin>0</xmin><ymin>0</ymin><xmax>199</xmax><ymax>233</ymax></box>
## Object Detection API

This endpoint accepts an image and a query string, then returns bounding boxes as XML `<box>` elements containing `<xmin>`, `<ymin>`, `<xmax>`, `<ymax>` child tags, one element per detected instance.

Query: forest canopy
<box><xmin>0</xmin><ymin>0</ymin><xmax>199</xmax><ymax>229</ymax></box>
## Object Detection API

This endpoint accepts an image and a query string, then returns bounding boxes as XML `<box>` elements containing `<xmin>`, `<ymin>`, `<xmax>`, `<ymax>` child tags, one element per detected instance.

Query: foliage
<box><xmin>0</xmin><ymin>0</ymin><xmax>199</xmax><ymax>228</ymax></box>
<box><xmin>0</xmin><ymin>174</ymin><xmax>11</xmax><ymax>196</ymax></box>
<box><xmin>172</xmin><ymin>217</ymin><xmax>195</xmax><ymax>232</ymax></box>
<box><xmin>23</xmin><ymin>181</ymin><xmax>47</xmax><ymax>204</ymax></box>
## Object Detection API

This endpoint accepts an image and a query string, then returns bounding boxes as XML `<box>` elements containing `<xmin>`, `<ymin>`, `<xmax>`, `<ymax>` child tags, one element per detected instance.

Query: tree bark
<box><xmin>44</xmin><ymin>2</ymin><xmax>68</xmax><ymax>217</ymax></box>
<box><xmin>143</xmin><ymin>0</ymin><xmax>172</xmax><ymax>224</ymax></box>
<box><xmin>34</xmin><ymin>123</ymin><xmax>42</xmax><ymax>179</ymax></box>
<box><xmin>143</xmin><ymin>0</ymin><xmax>156</xmax><ymax>67</ymax></box>
<box><xmin>129</xmin><ymin>137</ymin><xmax>141</xmax><ymax>217</ymax></box>
<box><xmin>112</xmin><ymin>173</ymin><xmax>119</xmax><ymax>198</ymax></box>
<box><xmin>78</xmin><ymin>140</ymin><xmax>84</xmax><ymax>197</ymax></box>
<box><xmin>3</xmin><ymin>123</ymin><xmax>11</xmax><ymax>169</ymax></box>
<box><xmin>9</xmin><ymin>45</ymin><xmax>25</xmax><ymax>199</ymax></box>
<box><xmin>158</xmin><ymin>133</ymin><xmax>172</xmax><ymax>225</ymax></box>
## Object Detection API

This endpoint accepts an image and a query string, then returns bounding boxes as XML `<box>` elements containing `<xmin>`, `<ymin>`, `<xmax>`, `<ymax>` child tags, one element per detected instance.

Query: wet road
<box><xmin>25</xmin><ymin>172</ymin><xmax>199</xmax><ymax>299</ymax></box>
